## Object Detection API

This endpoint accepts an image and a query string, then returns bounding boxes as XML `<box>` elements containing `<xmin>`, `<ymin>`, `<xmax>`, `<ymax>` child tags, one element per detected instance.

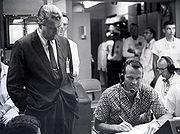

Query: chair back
<box><xmin>78</xmin><ymin>79</ymin><xmax>102</xmax><ymax>109</ymax></box>
<box><xmin>78</xmin><ymin>79</ymin><xmax>102</xmax><ymax>93</ymax></box>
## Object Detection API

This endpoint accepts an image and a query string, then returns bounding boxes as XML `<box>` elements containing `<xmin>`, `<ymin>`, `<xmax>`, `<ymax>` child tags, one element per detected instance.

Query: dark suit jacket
<box><xmin>7</xmin><ymin>30</ymin><xmax>78</xmax><ymax>114</ymax></box>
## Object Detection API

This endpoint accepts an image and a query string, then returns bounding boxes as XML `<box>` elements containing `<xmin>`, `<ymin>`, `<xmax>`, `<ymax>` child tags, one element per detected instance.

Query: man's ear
<box><xmin>163</xmin><ymin>28</ymin><xmax>165</xmax><ymax>34</ymax></box>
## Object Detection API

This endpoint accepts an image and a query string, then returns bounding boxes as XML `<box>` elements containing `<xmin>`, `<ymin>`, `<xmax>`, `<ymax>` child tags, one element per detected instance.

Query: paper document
<box><xmin>116</xmin><ymin>122</ymin><xmax>151</xmax><ymax>134</ymax></box>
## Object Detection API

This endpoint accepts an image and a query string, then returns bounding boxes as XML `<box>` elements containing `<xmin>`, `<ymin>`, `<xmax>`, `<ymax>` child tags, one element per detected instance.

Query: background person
<box><xmin>94</xmin><ymin>59</ymin><xmax>172</xmax><ymax>134</ymax></box>
<box><xmin>7</xmin><ymin>4</ymin><xmax>78</xmax><ymax>134</ymax></box>
<box><xmin>123</xmin><ymin>23</ymin><xmax>145</xmax><ymax>61</ymax></box>
<box><xmin>140</xmin><ymin>27</ymin><xmax>156</xmax><ymax>86</ymax></box>
<box><xmin>0</xmin><ymin>59</ymin><xmax>19</xmax><ymax>126</ymax></box>
<box><xmin>59</xmin><ymin>12</ymin><xmax>80</xmax><ymax>77</ymax></box>
<box><xmin>106</xmin><ymin>24</ymin><xmax>124</xmax><ymax>87</ymax></box>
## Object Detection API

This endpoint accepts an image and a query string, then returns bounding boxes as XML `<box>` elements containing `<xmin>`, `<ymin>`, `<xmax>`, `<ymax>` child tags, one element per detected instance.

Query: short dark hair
<box><xmin>123</xmin><ymin>59</ymin><xmax>143</xmax><ymax>74</ymax></box>
<box><xmin>163</xmin><ymin>20</ymin><xmax>175</xmax><ymax>28</ymax></box>
<box><xmin>37</xmin><ymin>4</ymin><xmax>62</xmax><ymax>26</ymax></box>
<box><xmin>4</xmin><ymin>115</ymin><xmax>41</xmax><ymax>134</ymax></box>
<box><xmin>146</xmin><ymin>27</ymin><xmax>156</xmax><ymax>38</ymax></box>
<box><xmin>62</xmin><ymin>12</ymin><xmax>69</xmax><ymax>20</ymax></box>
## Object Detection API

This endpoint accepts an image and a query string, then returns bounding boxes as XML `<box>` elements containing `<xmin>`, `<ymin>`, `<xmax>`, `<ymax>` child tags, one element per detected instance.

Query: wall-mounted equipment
<box><xmin>80</xmin><ymin>26</ymin><xmax>86</xmax><ymax>40</ymax></box>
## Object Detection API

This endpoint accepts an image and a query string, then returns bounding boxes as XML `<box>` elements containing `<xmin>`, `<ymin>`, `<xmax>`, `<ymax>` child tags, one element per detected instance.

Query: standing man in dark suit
<box><xmin>7</xmin><ymin>4</ymin><xmax>78</xmax><ymax>134</ymax></box>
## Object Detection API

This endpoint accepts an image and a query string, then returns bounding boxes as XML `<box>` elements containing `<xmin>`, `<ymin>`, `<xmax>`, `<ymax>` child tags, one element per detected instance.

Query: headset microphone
<box><xmin>129</xmin><ymin>89</ymin><xmax>136</xmax><ymax>93</ymax></box>
<box><xmin>122</xmin><ymin>86</ymin><xmax>136</xmax><ymax>94</ymax></box>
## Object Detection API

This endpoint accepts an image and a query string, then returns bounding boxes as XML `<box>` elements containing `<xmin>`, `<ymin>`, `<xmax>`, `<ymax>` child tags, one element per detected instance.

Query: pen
<box><xmin>119</xmin><ymin>115</ymin><xmax>125</xmax><ymax>122</ymax></box>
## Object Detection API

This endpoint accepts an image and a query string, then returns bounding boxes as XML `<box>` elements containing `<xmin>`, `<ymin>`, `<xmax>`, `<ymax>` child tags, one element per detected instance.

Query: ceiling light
<box><xmin>82</xmin><ymin>1</ymin><xmax>101</xmax><ymax>8</ymax></box>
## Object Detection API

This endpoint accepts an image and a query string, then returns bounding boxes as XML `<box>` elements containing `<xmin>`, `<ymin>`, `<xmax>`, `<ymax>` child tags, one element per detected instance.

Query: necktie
<box><xmin>47</xmin><ymin>40</ymin><xmax>62</xmax><ymax>81</ymax></box>
<box><xmin>47</xmin><ymin>40</ymin><xmax>58</xmax><ymax>70</ymax></box>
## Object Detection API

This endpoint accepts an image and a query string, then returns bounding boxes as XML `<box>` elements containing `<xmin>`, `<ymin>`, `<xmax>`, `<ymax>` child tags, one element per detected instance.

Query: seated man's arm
<box><xmin>95</xmin><ymin>118</ymin><xmax>133</xmax><ymax>133</ymax></box>
<box><xmin>93</xmin><ymin>88</ymin><xmax>133</xmax><ymax>133</ymax></box>
<box><xmin>145</xmin><ymin>90</ymin><xmax>173</xmax><ymax>134</ymax></box>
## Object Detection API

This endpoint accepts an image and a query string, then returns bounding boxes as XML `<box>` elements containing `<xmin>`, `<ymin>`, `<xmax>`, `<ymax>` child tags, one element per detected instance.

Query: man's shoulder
<box><xmin>55</xmin><ymin>35</ymin><xmax>70</xmax><ymax>47</ymax></box>
<box><xmin>18</xmin><ymin>30</ymin><xmax>36</xmax><ymax>42</ymax></box>
<box><xmin>172</xmin><ymin>73</ymin><xmax>180</xmax><ymax>83</ymax></box>
<box><xmin>67</xmin><ymin>39</ymin><xmax>78</xmax><ymax>48</ymax></box>
<box><xmin>68</xmin><ymin>39</ymin><xmax>76</xmax><ymax>44</ymax></box>
<box><xmin>103</xmin><ymin>84</ymin><xmax>120</xmax><ymax>96</ymax></box>
<box><xmin>56</xmin><ymin>35</ymin><xmax>68</xmax><ymax>41</ymax></box>
<box><xmin>141</xmin><ymin>84</ymin><xmax>155</xmax><ymax>94</ymax></box>
<box><xmin>174</xmin><ymin>37</ymin><xmax>180</xmax><ymax>40</ymax></box>
<box><xmin>1</xmin><ymin>62</ymin><xmax>8</xmax><ymax>72</ymax></box>
<box><xmin>155</xmin><ymin>37</ymin><xmax>166</xmax><ymax>44</ymax></box>
<box><xmin>141</xmin><ymin>84</ymin><xmax>153</xmax><ymax>90</ymax></box>
<box><xmin>174</xmin><ymin>37</ymin><xmax>180</xmax><ymax>42</ymax></box>
<box><xmin>124</xmin><ymin>36</ymin><xmax>132</xmax><ymax>41</ymax></box>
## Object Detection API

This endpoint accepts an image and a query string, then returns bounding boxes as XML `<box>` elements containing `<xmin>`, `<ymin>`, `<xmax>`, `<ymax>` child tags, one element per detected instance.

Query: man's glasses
<box><xmin>144</xmin><ymin>31</ymin><xmax>151</xmax><ymax>34</ymax></box>
<box><xmin>157</xmin><ymin>67</ymin><xmax>167</xmax><ymax>71</ymax></box>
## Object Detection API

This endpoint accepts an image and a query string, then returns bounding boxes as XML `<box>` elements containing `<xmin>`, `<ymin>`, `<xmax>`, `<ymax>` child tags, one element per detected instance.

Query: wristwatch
<box><xmin>0</xmin><ymin>109</ymin><xmax>6</xmax><ymax>115</ymax></box>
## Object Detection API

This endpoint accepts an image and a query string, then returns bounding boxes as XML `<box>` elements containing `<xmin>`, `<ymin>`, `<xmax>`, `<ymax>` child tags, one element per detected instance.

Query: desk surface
<box><xmin>116</xmin><ymin>122</ymin><xmax>151</xmax><ymax>134</ymax></box>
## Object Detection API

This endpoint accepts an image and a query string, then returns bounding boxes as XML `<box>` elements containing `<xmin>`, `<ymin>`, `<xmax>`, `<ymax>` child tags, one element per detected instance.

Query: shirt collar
<box><xmin>37</xmin><ymin>28</ymin><xmax>55</xmax><ymax>46</ymax></box>
<box><xmin>164</xmin><ymin>37</ymin><xmax>176</xmax><ymax>48</ymax></box>
<box><xmin>149</xmin><ymin>38</ymin><xmax>155</xmax><ymax>44</ymax></box>
<box><xmin>1</xmin><ymin>63</ymin><xmax>7</xmax><ymax>80</ymax></box>
<box><xmin>119</xmin><ymin>84</ymin><xmax>141</xmax><ymax>100</ymax></box>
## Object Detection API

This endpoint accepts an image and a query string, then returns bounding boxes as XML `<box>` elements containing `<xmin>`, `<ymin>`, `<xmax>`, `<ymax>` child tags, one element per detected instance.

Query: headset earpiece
<box><xmin>167</xmin><ymin>64</ymin><xmax>176</xmax><ymax>74</ymax></box>
<box><xmin>161</xmin><ymin>56</ymin><xmax>176</xmax><ymax>74</ymax></box>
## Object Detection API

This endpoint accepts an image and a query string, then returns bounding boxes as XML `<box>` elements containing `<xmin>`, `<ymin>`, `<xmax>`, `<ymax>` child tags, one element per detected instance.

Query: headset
<box><xmin>161</xmin><ymin>56</ymin><xmax>176</xmax><ymax>74</ymax></box>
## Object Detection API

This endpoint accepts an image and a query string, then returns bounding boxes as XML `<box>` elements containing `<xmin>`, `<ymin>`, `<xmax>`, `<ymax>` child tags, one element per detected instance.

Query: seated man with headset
<box><xmin>154</xmin><ymin>56</ymin><xmax>180</xmax><ymax>117</ymax></box>
<box><xmin>154</xmin><ymin>56</ymin><xmax>180</xmax><ymax>104</ymax></box>
<box><xmin>94</xmin><ymin>59</ymin><xmax>172</xmax><ymax>134</ymax></box>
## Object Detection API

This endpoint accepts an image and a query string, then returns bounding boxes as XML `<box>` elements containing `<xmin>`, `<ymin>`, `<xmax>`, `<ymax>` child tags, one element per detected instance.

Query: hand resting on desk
<box><xmin>116</xmin><ymin>120</ymin><xmax>160</xmax><ymax>134</ymax></box>
<box><xmin>114</xmin><ymin>121</ymin><xmax>133</xmax><ymax>133</ymax></box>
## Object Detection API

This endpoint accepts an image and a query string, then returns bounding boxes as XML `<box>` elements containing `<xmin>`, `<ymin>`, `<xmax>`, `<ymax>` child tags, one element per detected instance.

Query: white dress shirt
<box><xmin>140</xmin><ymin>39</ymin><xmax>155</xmax><ymax>85</ymax></box>
<box><xmin>0</xmin><ymin>62</ymin><xmax>19</xmax><ymax>124</ymax></box>
<box><xmin>123</xmin><ymin>35</ymin><xmax>146</xmax><ymax>60</ymax></box>
<box><xmin>98</xmin><ymin>41</ymin><xmax>108</xmax><ymax>72</ymax></box>
<box><xmin>68</xmin><ymin>39</ymin><xmax>80</xmax><ymax>76</ymax></box>
<box><xmin>152</xmin><ymin>37</ymin><xmax>180</xmax><ymax>68</ymax></box>
<box><xmin>165</xmin><ymin>84</ymin><xmax>180</xmax><ymax>117</ymax></box>
<box><xmin>154</xmin><ymin>73</ymin><xmax>180</xmax><ymax>104</ymax></box>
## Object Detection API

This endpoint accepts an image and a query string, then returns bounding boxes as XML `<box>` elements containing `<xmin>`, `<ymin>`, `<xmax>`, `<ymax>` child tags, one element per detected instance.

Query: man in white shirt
<box><xmin>123</xmin><ymin>23</ymin><xmax>145</xmax><ymax>61</ymax></box>
<box><xmin>59</xmin><ymin>12</ymin><xmax>80</xmax><ymax>77</ymax></box>
<box><xmin>152</xmin><ymin>21</ymin><xmax>180</xmax><ymax>84</ymax></box>
<box><xmin>0</xmin><ymin>60</ymin><xmax>19</xmax><ymax>125</ymax></box>
<box><xmin>154</xmin><ymin>56</ymin><xmax>180</xmax><ymax>104</ymax></box>
<box><xmin>140</xmin><ymin>27</ymin><xmax>156</xmax><ymax>85</ymax></box>
<box><xmin>165</xmin><ymin>84</ymin><xmax>180</xmax><ymax>117</ymax></box>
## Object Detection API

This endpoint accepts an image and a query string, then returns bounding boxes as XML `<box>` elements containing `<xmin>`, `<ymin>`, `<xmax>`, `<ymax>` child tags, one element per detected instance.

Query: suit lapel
<box><xmin>31</xmin><ymin>31</ymin><xmax>55</xmax><ymax>79</ymax></box>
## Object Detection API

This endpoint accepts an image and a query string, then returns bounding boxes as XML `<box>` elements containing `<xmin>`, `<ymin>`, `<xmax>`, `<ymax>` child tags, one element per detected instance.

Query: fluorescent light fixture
<box><xmin>82</xmin><ymin>1</ymin><xmax>101</xmax><ymax>8</ymax></box>
<box><xmin>13</xmin><ymin>19</ymin><xmax>23</xmax><ymax>24</ymax></box>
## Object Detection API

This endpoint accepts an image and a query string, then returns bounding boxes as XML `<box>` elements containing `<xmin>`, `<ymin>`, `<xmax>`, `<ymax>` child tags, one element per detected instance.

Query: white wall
<box><xmin>72</xmin><ymin>13</ymin><xmax>91</xmax><ymax>81</ymax></box>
